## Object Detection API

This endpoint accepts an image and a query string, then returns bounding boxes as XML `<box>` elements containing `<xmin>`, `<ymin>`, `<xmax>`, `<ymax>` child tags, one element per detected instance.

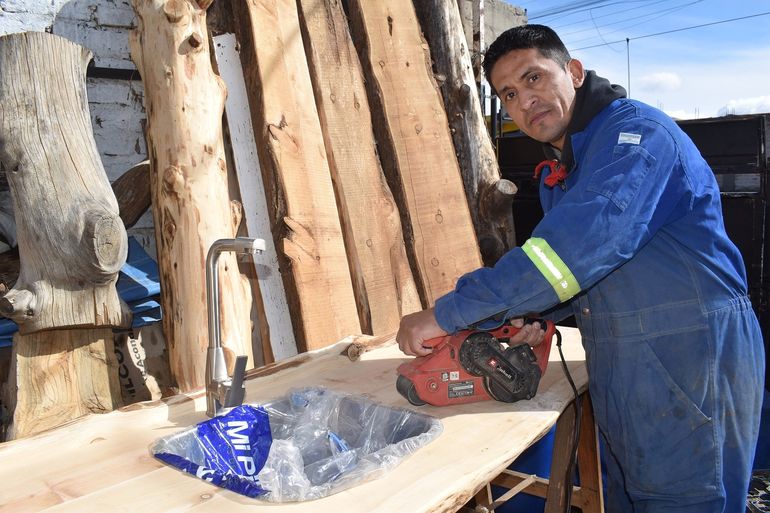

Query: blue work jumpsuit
<box><xmin>434</xmin><ymin>98</ymin><xmax>765</xmax><ymax>512</ymax></box>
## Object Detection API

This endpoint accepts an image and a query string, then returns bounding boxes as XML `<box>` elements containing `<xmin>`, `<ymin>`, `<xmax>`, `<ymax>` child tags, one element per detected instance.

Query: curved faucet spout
<box><xmin>205</xmin><ymin>237</ymin><xmax>265</xmax><ymax>417</ymax></box>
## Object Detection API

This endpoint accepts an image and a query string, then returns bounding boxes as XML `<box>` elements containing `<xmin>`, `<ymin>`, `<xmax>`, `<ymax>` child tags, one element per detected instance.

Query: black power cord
<box><xmin>555</xmin><ymin>328</ymin><xmax>582</xmax><ymax>513</ymax></box>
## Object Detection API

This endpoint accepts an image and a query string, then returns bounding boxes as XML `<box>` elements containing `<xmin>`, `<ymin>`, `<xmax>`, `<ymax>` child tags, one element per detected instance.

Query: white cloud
<box><xmin>663</xmin><ymin>109</ymin><xmax>690</xmax><ymax>120</ymax></box>
<box><xmin>636</xmin><ymin>72</ymin><xmax>682</xmax><ymax>92</ymax></box>
<box><xmin>718</xmin><ymin>96</ymin><xmax>770</xmax><ymax>117</ymax></box>
<box><xmin>574</xmin><ymin>42</ymin><xmax>770</xmax><ymax>120</ymax></box>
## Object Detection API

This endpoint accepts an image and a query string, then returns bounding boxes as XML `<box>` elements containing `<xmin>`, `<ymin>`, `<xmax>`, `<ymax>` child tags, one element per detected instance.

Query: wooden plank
<box><xmin>346</xmin><ymin>0</ymin><xmax>483</xmax><ymax>304</ymax></box>
<box><xmin>413</xmin><ymin>0</ymin><xmax>517</xmax><ymax>266</ymax></box>
<box><xmin>488</xmin><ymin>395</ymin><xmax>604</xmax><ymax>512</ymax></box>
<box><xmin>212</xmin><ymin>33</ymin><xmax>298</xmax><ymax>362</ymax></box>
<box><xmin>295</xmin><ymin>0</ymin><xmax>421</xmax><ymax>335</ymax></box>
<box><xmin>232</xmin><ymin>0</ymin><xmax>361</xmax><ymax>351</ymax></box>
<box><xmin>572</xmin><ymin>394</ymin><xmax>604</xmax><ymax>513</ymax></box>
<box><xmin>544</xmin><ymin>397</ymin><xmax>579</xmax><ymax>513</ymax></box>
<box><xmin>0</xmin><ymin>326</ymin><xmax>587</xmax><ymax>513</ymax></box>
<box><xmin>111</xmin><ymin>160</ymin><xmax>151</xmax><ymax>229</ymax></box>
<box><xmin>492</xmin><ymin>469</ymin><xmax>551</xmax><ymax>499</ymax></box>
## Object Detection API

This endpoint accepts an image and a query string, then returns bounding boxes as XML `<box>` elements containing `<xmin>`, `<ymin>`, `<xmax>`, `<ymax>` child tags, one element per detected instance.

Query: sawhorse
<box><xmin>469</xmin><ymin>391</ymin><xmax>603</xmax><ymax>513</ymax></box>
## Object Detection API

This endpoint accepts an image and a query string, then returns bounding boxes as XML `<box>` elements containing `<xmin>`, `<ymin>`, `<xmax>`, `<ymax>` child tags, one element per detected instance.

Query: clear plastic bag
<box><xmin>151</xmin><ymin>387</ymin><xmax>442</xmax><ymax>502</ymax></box>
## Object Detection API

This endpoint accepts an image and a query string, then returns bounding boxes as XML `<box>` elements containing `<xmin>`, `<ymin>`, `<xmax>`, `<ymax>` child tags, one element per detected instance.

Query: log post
<box><xmin>0</xmin><ymin>32</ymin><xmax>129</xmax><ymax>439</ymax></box>
<box><xmin>129</xmin><ymin>0</ymin><xmax>254</xmax><ymax>391</ymax></box>
<box><xmin>414</xmin><ymin>0</ymin><xmax>517</xmax><ymax>266</ymax></box>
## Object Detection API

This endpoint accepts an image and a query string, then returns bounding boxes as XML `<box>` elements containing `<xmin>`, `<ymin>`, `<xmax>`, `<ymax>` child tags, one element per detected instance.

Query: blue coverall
<box><xmin>434</xmin><ymin>98</ymin><xmax>765</xmax><ymax>512</ymax></box>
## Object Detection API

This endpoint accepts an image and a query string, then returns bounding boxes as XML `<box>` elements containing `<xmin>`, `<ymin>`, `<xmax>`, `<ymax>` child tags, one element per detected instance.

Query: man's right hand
<box><xmin>396</xmin><ymin>307</ymin><xmax>447</xmax><ymax>357</ymax></box>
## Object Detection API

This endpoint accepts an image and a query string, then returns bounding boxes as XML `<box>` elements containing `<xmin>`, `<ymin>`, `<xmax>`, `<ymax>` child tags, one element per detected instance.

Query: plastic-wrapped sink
<box><xmin>151</xmin><ymin>387</ymin><xmax>442</xmax><ymax>502</ymax></box>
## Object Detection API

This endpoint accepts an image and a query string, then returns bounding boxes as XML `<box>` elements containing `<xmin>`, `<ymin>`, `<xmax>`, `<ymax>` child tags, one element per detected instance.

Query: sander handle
<box><xmin>420</xmin><ymin>318</ymin><xmax>557</xmax><ymax>351</ymax></box>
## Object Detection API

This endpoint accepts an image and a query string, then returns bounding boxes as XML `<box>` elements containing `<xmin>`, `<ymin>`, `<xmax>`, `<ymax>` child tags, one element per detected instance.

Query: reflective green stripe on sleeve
<box><xmin>522</xmin><ymin>238</ymin><xmax>580</xmax><ymax>302</ymax></box>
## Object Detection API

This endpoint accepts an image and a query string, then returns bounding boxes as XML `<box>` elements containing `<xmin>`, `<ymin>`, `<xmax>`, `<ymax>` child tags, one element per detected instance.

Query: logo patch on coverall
<box><xmin>618</xmin><ymin>132</ymin><xmax>642</xmax><ymax>145</ymax></box>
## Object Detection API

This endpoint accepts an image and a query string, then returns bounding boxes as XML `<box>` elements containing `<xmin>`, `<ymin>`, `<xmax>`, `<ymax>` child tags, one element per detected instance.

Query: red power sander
<box><xmin>396</xmin><ymin>320</ymin><xmax>557</xmax><ymax>406</ymax></box>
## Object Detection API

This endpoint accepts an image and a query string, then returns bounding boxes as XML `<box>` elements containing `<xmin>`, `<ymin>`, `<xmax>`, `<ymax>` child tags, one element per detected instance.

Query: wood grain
<box><xmin>413</xmin><ymin>0</ymin><xmax>517</xmax><ymax>266</ymax></box>
<box><xmin>346</xmin><ymin>0</ymin><xmax>483</xmax><ymax>304</ymax></box>
<box><xmin>0</xmin><ymin>32</ymin><xmax>129</xmax><ymax>333</ymax></box>
<box><xmin>233</xmin><ymin>0</ymin><xmax>361</xmax><ymax>351</ymax></box>
<box><xmin>296</xmin><ymin>0</ymin><xmax>421</xmax><ymax>335</ymax></box>
<box><xmin>0</xmin><ymin>327</ymin><xmax>587</xmax><ymax>513</ymax></box>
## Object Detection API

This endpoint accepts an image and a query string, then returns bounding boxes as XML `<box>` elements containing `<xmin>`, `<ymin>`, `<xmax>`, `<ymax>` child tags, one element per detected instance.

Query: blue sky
<box><xmin>508</xmin><ymin>0</ymin><xmax>770</xmax><ymax>119</ymax></box>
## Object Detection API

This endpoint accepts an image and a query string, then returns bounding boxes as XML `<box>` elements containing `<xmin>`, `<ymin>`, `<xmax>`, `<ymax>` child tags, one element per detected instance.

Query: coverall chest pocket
<box><xmin>586</xmin><ymin>143</ymin><xmax>655</xmax><ymax>212</ymax></box>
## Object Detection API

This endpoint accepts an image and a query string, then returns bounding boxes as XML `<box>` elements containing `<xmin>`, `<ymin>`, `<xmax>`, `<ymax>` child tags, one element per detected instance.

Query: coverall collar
<box><xmin>543</xmin><ymin>70</ymin><xmax>626</xmax><ymax>170</ymax></box>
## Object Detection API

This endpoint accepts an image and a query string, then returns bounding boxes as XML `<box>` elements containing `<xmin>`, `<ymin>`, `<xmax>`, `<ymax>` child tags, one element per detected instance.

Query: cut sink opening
<box><xmin>152</xmin><ymin>387</ymin><xmax>442</xmax><ymax>502</ymax></box>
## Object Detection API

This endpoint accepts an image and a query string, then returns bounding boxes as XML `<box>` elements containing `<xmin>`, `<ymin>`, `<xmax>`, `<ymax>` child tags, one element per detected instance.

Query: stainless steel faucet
<box><xmin>205</xmin><ymin>237</ymin><xmax>265</xmax><ymax>417</ymax></box>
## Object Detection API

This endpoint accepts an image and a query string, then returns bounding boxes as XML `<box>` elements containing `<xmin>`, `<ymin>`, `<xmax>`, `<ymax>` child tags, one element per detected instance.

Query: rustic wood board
<box><xmin>413</xmin><ymin>0</ymin><xmax>516</xmax><ymax>266</ymax></box>
<box><xmin>296</xmin><ymin>0</ymin><xmax>421</xmax><ymax>335</ymax></box>
<box><xmin>0</xmin><ymin>327</ymin><xmax>587</xmax><ymax>513</ymax></box>
<box><xmin>233</xmin><ymin>0</ymin><xmax>361</xmax><ymax>352</ymax></box>
<box><xmin>347</xmin><ymin>0</ymin><xmax>483</xmax><ymax>304</ymax></box>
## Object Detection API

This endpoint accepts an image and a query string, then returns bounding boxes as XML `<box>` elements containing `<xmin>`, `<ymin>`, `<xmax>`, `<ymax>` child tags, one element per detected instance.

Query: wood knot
<box><xmin>163</xmin><ymin>0</ymin><xmax>187</xmax><ymax>23</ymax></box>
<box><xmin>187</xmin><ymin>32</ymin><xmax>203</xmax><ymax>49</ymax></box>
<box><xmin>0</xmin><ymin>289</ymin><xmax>35</xmax><ymax>321</ymax></box>
<box><xmin>163</xmin><ymin>218</ymin><xmax>177</xmax><ymax>246</ymax></box>
<box><xmin>85</xmin><ymin>211</ymin><xmax>128</xmax><ymax>279</ymax></box>
<box><xmin>162</xmin><ymin>165</ymin><xmax>184</xmax><ymax>194</ymax></box>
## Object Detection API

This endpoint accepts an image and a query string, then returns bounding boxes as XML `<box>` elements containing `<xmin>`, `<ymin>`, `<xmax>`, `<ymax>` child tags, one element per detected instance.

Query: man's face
<box><xmin>490</xmin><ymin>48</ymin><xmax>584</xmax><ymax>150</ymax></box>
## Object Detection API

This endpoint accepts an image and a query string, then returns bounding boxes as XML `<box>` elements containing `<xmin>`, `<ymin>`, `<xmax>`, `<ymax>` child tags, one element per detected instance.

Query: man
<box><xmin>396</xmin><ymin>24</ymin><xmax>764</xmax><ymax>512</ymax></box>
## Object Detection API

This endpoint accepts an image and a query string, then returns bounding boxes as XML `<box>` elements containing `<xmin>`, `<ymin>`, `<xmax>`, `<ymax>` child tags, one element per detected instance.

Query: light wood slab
<box><xmin>0</xmin><ymin>327</ymin><xmax>586</xmax><ymax>513</ymax></box>
<box><xmin>346</xmin><ymin>0</ymin><xmax>484</xmax><ymax>305</ymax></box>
<box><xmin>232</xmin><ymin>0</ymin><xmax>361</xmax><ymax>352</ymax></box>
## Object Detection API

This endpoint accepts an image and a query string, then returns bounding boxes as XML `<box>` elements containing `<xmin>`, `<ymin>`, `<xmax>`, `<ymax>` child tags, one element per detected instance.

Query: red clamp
<box><xmin>533</xmin><ymin>159</ymin><xmax>568</xmax><ymax>188</ymax></box>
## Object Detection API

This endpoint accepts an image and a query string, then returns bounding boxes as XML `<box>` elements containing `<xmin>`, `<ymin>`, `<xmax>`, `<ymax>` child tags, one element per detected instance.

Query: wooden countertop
<box><xmin>0</xmin><ymin>327</ymin><xmax>587</xmax><ymax>513</ymax></box>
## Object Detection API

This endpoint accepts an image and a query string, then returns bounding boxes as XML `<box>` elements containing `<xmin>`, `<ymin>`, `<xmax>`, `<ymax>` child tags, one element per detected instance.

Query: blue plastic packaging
<box><xmin>151</xmin><ymin>387</ymin><xmax>442</xmax><ymax>502</ymax></box>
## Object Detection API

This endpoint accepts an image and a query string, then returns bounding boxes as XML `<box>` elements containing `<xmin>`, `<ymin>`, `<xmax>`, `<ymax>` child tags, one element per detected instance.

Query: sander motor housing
<box><xmin>396</xmin><ymin>320</ymin><xmax>556</xmax><ymax>407</ymax></box>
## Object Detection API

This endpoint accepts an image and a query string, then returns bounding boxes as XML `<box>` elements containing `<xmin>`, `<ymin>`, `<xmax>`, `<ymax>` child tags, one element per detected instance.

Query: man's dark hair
<box><xmin>483</xmin><ymin>24</ymin><xmax>572</xmax><ymax>94</ymax></box>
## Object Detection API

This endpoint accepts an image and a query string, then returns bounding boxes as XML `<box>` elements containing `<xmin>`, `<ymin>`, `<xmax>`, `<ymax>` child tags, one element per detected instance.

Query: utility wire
<box><xmin>528</xmin><ymin>0</ymin><xmax>617</xmax><ymax>20</ymax></box>
<box><xmin>534</xmin><ymin>0</ymin><xmax>659</xmax><ymax>24</ymax></box>
<box><xmin>565</xmin><ymin>0</ymin><xmax>705</xmax><ymax>47</ymax></box>
<box><xmin>571</xmin><ymin>10</ymin><xmax>770</xmax><ymax>51</ymax></box>
<box><xmin>553</xmin><ymin>0</ymin><xmax>681</xmax><ymax>36</ymax></box>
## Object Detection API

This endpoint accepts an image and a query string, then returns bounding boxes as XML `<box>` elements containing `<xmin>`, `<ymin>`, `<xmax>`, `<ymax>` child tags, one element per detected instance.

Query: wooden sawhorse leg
<box><xmin>474</xmin><ymin>391</ymin><xmax>603</xmax><ymax>513</ymax></box>
<box><xmin>544</xmin><ymin>392</ymin><xmax>603</xmax><ymax>512</ymax></box>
